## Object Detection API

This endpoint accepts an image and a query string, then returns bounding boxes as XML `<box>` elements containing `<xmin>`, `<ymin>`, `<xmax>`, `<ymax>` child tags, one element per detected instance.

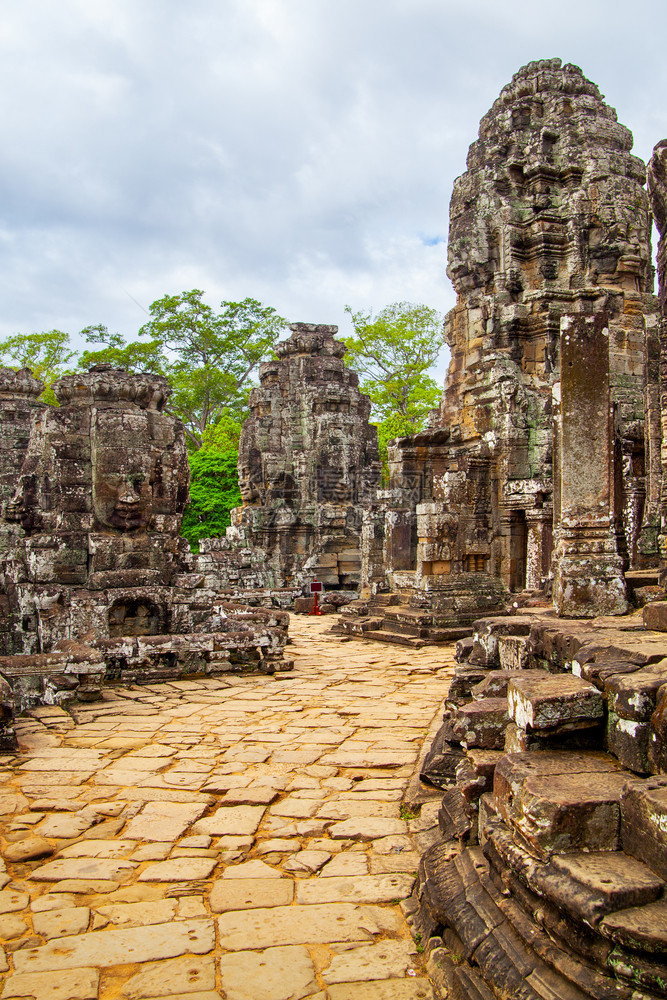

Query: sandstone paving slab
<box><xmin>210</xmin><ymin>877</ymin><xmax>294</xmax><ymax>911</ymax></box>
<box><xmin>317</xmin><ymin>800</ymin><xmax>399</xmax><ymax>820</ymax></box>
<box><xmin>296</xmin><ymin>873</ymin><xmax>414</xmax><ymax>905</ymax></box>
<box><xmin>29</xmin><ymin>858</ymin><xmax>137</xmax><ymax>882</ymax></box>
<box><xmin>32</xmin><ymin>905</ymin><xmax>90</xmax><ymax>940</ymax></box>
<box><xmin>220</xmin><ymin>786</ymin><xmax>280</xmax><ymax>806</ymax></box>
<box><xmin>283</xmin><ymin>850</ymin><xmax>331</xmax><ymax>873</ymax></box>
<box><xmin>43</xmin><ymin>878</ymin><xmax>120</xmax><ymax>894</ymax></box>
<box><xmin>1</xmin><ymin>968</ymin><xmax>99</xmax><ymax>1000</ymax></box>
<box><xmin>13</xmin><ymin>918</ymin><xmax>215</xmax><ymax>972</ymax></box>
<box><xmin>329</xmin><ymin>819</ymin><xmax>407</xmax><ymax>840</ymax></box>
<box><xmin>94</xmin><ymin>899</ymin><xmax>177</xmax><ymax>927</ymax></box>
<box><xmin>2</xmin><ymin>836</ymin><xmax>54</xmax><ymax>863</ymax></box>
<box><xmin>219</xmin><ymin>945</ymin><xmax>318</xmax><ymax>1000</ymax></box>
<box><xmin>192</xmin><ymin>805</ymin><xmax>265</xmax><ymax>837</ymax></box>
<box><xmin>0</xmin><ymin>891</ymin><xmax>28</xmax><ymax>914</ymax></box>
<box><xmin>321</xmin><ymin>852</ymin><xmax>369</xmax><ymax>877</ymax></box>
<box><xmin>221</xmin><ymin>860</ymin><xmax>282</xmax><ymax>879</ymax></box>
<box><xmin>269</xmin><ymin>797</ymin><xmax>322</xmax><ymax>819</ymax></box>
<box><xmin>327</xmin><ymin>981</ymin><xmax>435</xmax><ymax>1000</ymax></box>
<box><xmin>217</xmin><ymin>903</ymin><xmax>402</xmax><ymax>949</ymax></box>
<box><xmin>34</xmin><ymin>813</ymin><xmax>96</xmax><ymax>839</ymax></box>
<box><xmin>138</xmin><ymin>857</ymin><xmax>218</xmax><ymax>881</ymax></box>
<box><xmin>124</xmin><ymin>801</ymin><xmax>207</xmax><ymax>841</ymax></box>
<box><xmin>323</xmin><ymin>940</ymin><xmax>418</xmax><ymax>984</ymax></box>
<box><xmin>57</xmin><ymin>839</ymin><xmax>137</xmax><ymax>858</ymax></box>
<box><xmin>118</xmin><ymin>953</ymin><xmax>215</xmax><ymax>998</ymax></box>
<box><xmin>0</xmin><ymin>913</ymin><xmax>27</xmax><ymax>939</ymax></box>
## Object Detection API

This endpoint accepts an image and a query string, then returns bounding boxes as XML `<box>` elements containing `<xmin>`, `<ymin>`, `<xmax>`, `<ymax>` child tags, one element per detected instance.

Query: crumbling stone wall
<box><xmin>0</xmin><ymin>368</ymin><xmax>44</xmax><ymax>561</ymax></box>
<box><xmin>227</xmin><ymin>322</ymin><xmax>381</xmax><ymax>591</ymax></box>
<box><xmin>380</xmin><ymin>59</ymin><xmax>658</xmax><ymax>617</ymax></box>
<box><xmin>648</xmin><ymin>140</ymin><xmax>667</xmax><ymax>565</ymax></box>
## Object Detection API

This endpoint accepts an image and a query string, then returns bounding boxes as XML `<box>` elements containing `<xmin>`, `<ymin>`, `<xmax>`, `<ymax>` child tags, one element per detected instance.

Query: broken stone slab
<box><xmin>471</xmin><ymin>670</ymin><xmax>542</xmax><ymax>701</ymax></box>
<box><xmin>648</xmin><ymin>681</ymin><xmax>667</xmax><ymax>774</ymax></box>
<box><xmin>621</xmin><ymin>776</ymin><xmax>667</xmax><ymax>879</ymax></box>
<box><xmin>599</xmin><ymin>896</ymin><xmax>667</xmax><ymax>954</ymax></box>
<box><xmin>446</xmin><ymin>668</ymin><xmax>490</xmax><ymax>706</ymax></box>
<box><xmin>123</xmin><ymin>801</ymin><xmax>207</xmax><ymax>842</ymax></box>
<box><xmin>507</xmin><ymin>674</ymin><xmax>603</xmax><ymax>732</ymax></box>
<box><xmin>642</xmin><ymin>601</ymin><xmax>667</xmax><ymax>631</ymax></box>
<box><xmin>503</xmin><ymin>721</ymin><xmax>602</xmax><ymax>755</ymax></box>
<box><xmin>607</xmin><ymin>713</ymin><xmax>651</xmax><ymax>774</ymax></box>
<box><xmin>493</xmin><ymin>751</ymin><xmax>623</xmax><ymax>827</ymax></box>
<box><xmin>468</xmin><ymin>618</ymin><xmax>530</xmax><ymax>668</ymax></box>
<box><xmin>513</xmin><ymin>770</ymin><xmax>627</xmax><ymax>858</ymax></box>
<box><xmin>451</xmin><ymin>699</ymin><xmax>509</xmax><ymax>750</ymax></box>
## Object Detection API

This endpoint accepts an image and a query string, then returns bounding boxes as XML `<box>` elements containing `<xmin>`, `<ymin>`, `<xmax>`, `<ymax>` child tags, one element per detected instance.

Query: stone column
<box><xmin>525</xmin><ymin>511</ymin><xmax>552</xmax><ymax>591</ymax></box>
<box><xmin>552</xmin><ymin>313</ymin><xmax>628</xmax><ymax>616</ymax></box>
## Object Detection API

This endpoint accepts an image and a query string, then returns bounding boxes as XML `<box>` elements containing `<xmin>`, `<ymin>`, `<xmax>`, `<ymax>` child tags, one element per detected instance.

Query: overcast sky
<box><xmin>1</xmin><ymin>0</ymin><xmax>666</xmax><ymax>379</ymax></box>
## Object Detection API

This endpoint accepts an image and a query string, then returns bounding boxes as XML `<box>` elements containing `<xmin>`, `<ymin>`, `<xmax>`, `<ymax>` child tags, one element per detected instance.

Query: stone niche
<box><xmin>0</xmin><ymin>366</ymin><xmax>291</xmax><ymax>735</ymax></box>
<box><xmin>203</xmin><ymin>323</ymin><xmax>381</xmax><ymax>594</ymax></box>
<box><xmin>372</xmin><ymin>58</ymin><xmax>658</xmax><ymax>619</ymax></box>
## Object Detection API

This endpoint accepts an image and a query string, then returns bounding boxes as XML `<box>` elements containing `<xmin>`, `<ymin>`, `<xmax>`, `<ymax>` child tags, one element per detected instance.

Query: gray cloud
<box><xmin>0</xmin><ymin>0</ymin><xmax>666</xmax><ymax>385</ymax></box>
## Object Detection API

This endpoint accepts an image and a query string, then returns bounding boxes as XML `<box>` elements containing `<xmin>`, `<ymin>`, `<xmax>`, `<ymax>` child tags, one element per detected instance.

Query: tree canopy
<box><xmin>340</xmin><ymin>301</ymin><xmax>445</xmax><ymax>467</ymax></box>
<box><xmin>0</xmin><ymin>329</ymin><xmax>77</xmax><ymax>404</ymax></box>
<box><xmin>80</xmin><ymin>291</ymin><xmax>286</xmax><ymax>449</ymax></box>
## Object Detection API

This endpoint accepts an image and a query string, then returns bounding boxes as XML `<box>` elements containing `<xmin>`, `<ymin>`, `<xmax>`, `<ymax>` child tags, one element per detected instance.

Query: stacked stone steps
<box><xmin>338</xmin><ymin>594</ymin><xmax>475</xmax><ymax>646</ymax></box>
<box><xmin>419</xmin><ymin>825</ymin><xmax>667</xmax><ymax>999</ymax></box>
<box><xmin>414</xmin><ymin>611</ymin><xmax>667</xmax><ymax>998</ymax></box>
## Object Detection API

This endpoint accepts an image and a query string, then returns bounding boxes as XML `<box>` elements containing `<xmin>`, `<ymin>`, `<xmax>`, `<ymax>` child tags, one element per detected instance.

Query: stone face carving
<box><xmin>0</xmin><ymin>368</ymin><xmax>45</xmax><ymax>578</ymax></box>
<box><xmin>376</xmin><ymin>59</ymin><xmax>658</xmax><ymax>618</ymax></box>
<box><xmin>0</xmin><ymin>366</ymin><xmax>290</xmax><ymax>683</ymax></box>
<box><xmin>229</xmin><ymin>323</ymin><xmax>381</xmax><ymax>590</ymax></box>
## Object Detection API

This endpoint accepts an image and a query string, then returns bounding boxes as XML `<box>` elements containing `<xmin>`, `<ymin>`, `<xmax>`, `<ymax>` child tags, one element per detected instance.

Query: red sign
<box><xmin>310</xmin><ymin>581</ymin><xmax>323</xmax><ymax>593</ymax></box>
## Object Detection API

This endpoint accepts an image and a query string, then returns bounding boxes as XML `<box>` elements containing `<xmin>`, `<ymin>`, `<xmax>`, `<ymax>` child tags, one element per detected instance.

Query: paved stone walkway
<box><xmin>0</xmin><ymin>616</ymin><xmax>454</xmax><ymax>1000</ymax></box>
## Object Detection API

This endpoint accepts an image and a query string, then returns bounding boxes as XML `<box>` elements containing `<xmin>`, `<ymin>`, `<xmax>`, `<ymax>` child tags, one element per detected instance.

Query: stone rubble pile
<box><xmin>412</xmin><ymin>611</ymin><xmax>667</xmax><ymax>999</ymax></box>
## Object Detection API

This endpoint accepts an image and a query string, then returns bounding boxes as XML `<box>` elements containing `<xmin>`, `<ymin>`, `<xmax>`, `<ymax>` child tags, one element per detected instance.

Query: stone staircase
<box><xmin>337</xmin><ymin>576</ymin><xmax>513</xmax><ymax>648</ymax></box>
<box><xmin>338</xmin><ymin>594</ymin><xmax>479</xmax><ymax>648</ymax></box>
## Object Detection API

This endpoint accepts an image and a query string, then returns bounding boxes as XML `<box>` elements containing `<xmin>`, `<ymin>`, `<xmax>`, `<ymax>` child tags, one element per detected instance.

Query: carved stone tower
<box><xmin>233</xmin><ymin>323</ymin><xmax>381</xmax><ymax>590</ymax></box>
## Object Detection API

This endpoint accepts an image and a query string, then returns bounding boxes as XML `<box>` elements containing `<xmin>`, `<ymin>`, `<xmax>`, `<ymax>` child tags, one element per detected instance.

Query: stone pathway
<box><xmin>0</xmin><ymin>616</ymin><xmax>454</xmax><ymax>1000</ymax></box>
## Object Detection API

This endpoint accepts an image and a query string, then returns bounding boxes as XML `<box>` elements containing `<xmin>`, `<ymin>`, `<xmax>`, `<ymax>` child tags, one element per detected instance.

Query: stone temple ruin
<box><xmin>0</xmin><ymin>56</ymin><xmax>666</xmax><ymax>1000</ymax></box>
<box><xmin>198</xmin><ymin>321</ymin><xmax>381</xmax><ymax>606</ymax></box>
<box><xmin>0</xmin><ymin>365</ymin><xmax>291</xmax><ymax>746</ymax></box>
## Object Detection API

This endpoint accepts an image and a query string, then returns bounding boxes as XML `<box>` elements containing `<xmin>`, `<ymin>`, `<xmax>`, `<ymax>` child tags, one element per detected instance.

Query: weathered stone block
<box><xmin>507</xmin><ymin>674</ymin><xmax>603</xmax><ymax>733</ymax></box>
<box><xmin>514</xmin><ymin>771</ymin><xmax>627</xmax><ymax>858</ymax></box>
<box><xmin>451</xmin><ymin>699</ymin><xmax>509</xmax><ymax>750</ymax></box>
<box><xmin>621</xmin><ymin>777</ymin><xmax>667</xmax><ymax>880</ymax></box>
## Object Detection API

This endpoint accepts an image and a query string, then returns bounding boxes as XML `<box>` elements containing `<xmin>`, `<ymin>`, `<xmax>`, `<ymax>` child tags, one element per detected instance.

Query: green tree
<box><xmin>180</xmin><ymin>422</ymin><xmax>243</xmax><ymax>550</ymax></box>
<box><xmin>0</xmin><ymin>329</ymin><xmax>77</xmax><ymax>404</ymax></box>
<box><xmin>80</xmin><ymin>292</ymin><xmax>286</xmax><ymax>450</ymax></box>
<box><xmin>341</xmin><ymin>301</ymin><xmax>445</xmax><ymax>469</ymax></box>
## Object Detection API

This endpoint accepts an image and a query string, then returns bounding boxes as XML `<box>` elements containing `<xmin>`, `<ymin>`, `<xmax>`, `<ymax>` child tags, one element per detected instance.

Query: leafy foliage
<box><xmin>180</xmin><ymin>435</ymin><xmax>242</xmax><ymax>551</ymax></box>
<box><xmin>80</xmin><ymin>291</ymin><xmax>287</xmax><ymax>449</ymax></box>
<box><xmin>0</xmin><ymin>329</ymin><xmax>77</xmax><ymax>404</ymax></box>
<box><xmin>341</xmin><ymin>301</ymin><xmax>445</xmax><ymax>472</ymax></box>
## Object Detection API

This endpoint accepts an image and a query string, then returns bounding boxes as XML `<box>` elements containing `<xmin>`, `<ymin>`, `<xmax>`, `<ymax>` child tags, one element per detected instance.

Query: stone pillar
<box><xmin>525</xmin><ymin>511</ymin><xmax>552</xmax><ymax>591</ymax></box>
<box><xmin>552</xmin><ymin>313</ymin><xmax>628</xmax><ymax>616</ymax></box>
